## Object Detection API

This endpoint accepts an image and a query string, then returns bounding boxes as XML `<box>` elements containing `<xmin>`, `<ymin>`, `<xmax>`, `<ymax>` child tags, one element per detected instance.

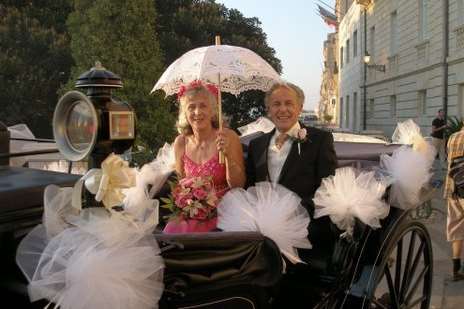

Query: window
<box><xmin>390</xmin><ymin>11</ymin><xmax>398</xmax><ymax>55</ymax></box>
<box><xmin>353</xmin><ymin>30</ymin><xmax>358</xmax><ymax>57</ymax></box>
<box><xmin>419</xmin><ymin>0</ymin><xmax>428</xmax><ymax>41</ymax></box>
<box><xmin>369</xmin><ymin>98</ymin><xmax>375</xmax><ymax>118</ymax></box>
<box><xmin>346</xmin><ymin>39</ymin><xmax>350</xmax><ymax>63</ymax></box>
<box><xmin>340</xmin><ymin>97</ymin><xmax>344</xmax><ymax>125</ymax></box>
<box><xmin>340</xmin><ymin>47</ymin><xmax>344</xmax><ymax>68</ymax></box>
<box><xmin>346</xmin><ymin>95</ymin><xmax>350</xmax><ymax>127</ymax></box>
<box><xmin>418</xmin><ymin>90</ymin><xmax>427</xmax><ymax>114</ymax></box>
<box><xmin>353</xmin><ymin>92</ymin><xmax>358</xmax><ymax>129</ymax></box>
<box><xmin>369</xmin><ymin>26</ymin><xmax>376</xmax><ymax>58</ymax></box>
<box><xmin>390</xmin><ymin>95</ymin><xmax>397</xmax><ymax>117</ymax></box>
<box><xmin>459</xmin><ymin>0</ymin><xmax>464</xmax><ymax>25</ymax></box>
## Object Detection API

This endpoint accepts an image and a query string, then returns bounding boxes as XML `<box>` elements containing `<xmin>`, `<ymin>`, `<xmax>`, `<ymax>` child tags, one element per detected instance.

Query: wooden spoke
<box><xmin>404</xmin><ymin>265</ymin><xmax>429</xmax><ymax>305</ymax></box>
<box><xmin>384</xmin><ymin>265</ymin><xmax>400</xmax><ymax>308</ymax></box>
<box><xmin>405</xmin><ymin>295</ymin><xmax>427</xmax><ymax>309</ymax></box>
<box><xmin>402</xmin><ymin>240</ymin><xmax>426</xmax><ymax>299</ymax></box>
<box><xmin>371</xmin><ymin>298</ymin><xmax>389</xmax><ymax>309</ymax></box>
<box><xmin>399</xmin><ymin>231</ymin><xmax>416</xmax><ymax>302</ymax></box>
<box><xmin>394</xmin><ymin>238</ymin><xmax>403</xmax><ymax>293</ymax></box>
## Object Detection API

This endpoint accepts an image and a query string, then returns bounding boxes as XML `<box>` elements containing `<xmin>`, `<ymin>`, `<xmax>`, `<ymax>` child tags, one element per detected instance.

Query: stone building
<box><xmin>337</xmin><ymin>0</ymin><xmax>464</xmax><ymax>136</ymax></box>
<box><xmin>318</xmin><ymin>32</ymin><xmax>339</xmax><ymax>124</ymax></box>
<box><xmin>337</xmin><ymin>0</ymin><xmax>363</xmax><ymax>131</ymax></box>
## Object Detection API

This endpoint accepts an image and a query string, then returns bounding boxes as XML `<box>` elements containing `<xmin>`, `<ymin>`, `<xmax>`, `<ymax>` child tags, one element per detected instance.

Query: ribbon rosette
<box><xmin>72</xmin><ymin>154</ymin><xmax>136</xmax><ymax>210</ymax></box>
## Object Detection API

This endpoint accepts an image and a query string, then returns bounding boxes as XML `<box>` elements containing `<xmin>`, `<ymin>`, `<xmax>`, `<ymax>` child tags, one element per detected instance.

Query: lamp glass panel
<box><xmin>66</xmin><ymin>100</ymin><xmax>96</xmax><ymax>151</ymax></box>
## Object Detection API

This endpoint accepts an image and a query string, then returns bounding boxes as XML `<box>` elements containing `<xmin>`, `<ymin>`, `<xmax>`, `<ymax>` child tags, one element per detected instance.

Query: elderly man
<box><xmin>431</xmin><ymin>109</ymin><xmax>447</xmax><ymax>169</ymax></box>
<box><xmin>444</xmin><ymin>128</ymin><xmax>464</xmax><ymax>281</ymax></box>
<box><xmin>246</xmin><ymin>82</ymin><xmax>338</xmax><ymax>256</ymax></box>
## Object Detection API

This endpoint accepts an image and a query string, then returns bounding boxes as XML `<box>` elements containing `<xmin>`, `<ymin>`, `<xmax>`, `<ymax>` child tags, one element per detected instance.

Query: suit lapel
<box><xmin>278</xmin><ymin>124</ymin><xmax>312</xmax><ymax>183</ymax></box>
<box><xmin>255</xmin><ymin>129</ymin><xmax>274</xmax><ymax>182</ymax></box>
<box><xmin>278</xmin><ymin>140</ymin><xmax>299</xmax><ymax>182</ymax></box>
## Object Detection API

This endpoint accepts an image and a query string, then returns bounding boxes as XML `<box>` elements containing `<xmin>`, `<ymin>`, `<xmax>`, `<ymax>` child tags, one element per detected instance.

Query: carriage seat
<box><xmin>156</xmin><ymin>231</ymin><xmax>283</xmax><ymax>308</ymax></box>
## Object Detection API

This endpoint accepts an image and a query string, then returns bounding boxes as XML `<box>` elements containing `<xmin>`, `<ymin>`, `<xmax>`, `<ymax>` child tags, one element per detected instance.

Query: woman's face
<box><xmin>184</xmin><ymin>93</ymin><xmax>214</xmax><ymax>131</ymax></box>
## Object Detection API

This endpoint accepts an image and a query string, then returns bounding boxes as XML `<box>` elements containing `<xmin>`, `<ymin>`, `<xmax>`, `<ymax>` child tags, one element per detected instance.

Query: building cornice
<box><xmin>365</xmin><ymin>62</ymin><xmax>443</xmax><ymax>88</ymax></box>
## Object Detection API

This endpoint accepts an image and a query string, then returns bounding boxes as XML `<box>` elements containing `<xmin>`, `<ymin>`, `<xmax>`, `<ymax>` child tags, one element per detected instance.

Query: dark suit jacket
<box><xmin>246</xmin><ymin>124</ymin><xmax>338</xmax><ymax>254</ymax></box>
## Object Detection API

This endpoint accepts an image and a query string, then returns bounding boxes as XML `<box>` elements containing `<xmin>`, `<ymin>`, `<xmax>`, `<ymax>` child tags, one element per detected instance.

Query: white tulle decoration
<box><xmin>217</xmin><ymin>182</ymin><xmax>312</xmax><ymax>264</ymax></box>
<box><xmin>43</xmin><ymin>185</ymin><xmax>78</xmax><ymax>239</ymax></box>
<box><xmin>380</xmin><ymin>145</ymin><xmax>433</xmax><ymax>209</ymax></box>
<box><xmin>391</xmin><ymin>119</ymin><xmax>436</xmax><ymax>162</ymax></box>
<box><xmin>123</xmin><ymin>143</ymin><xmax>174</xmax><ymax>224</ymax></box>
<box><xmin>313</xmin><ymin>167</ymin><xmax>390</xmax><ymax>237</ymax></box>
<box><xmin>237</xmin><ymin>116</ymin><xmax>275</xmax><ymax>136</ymax></box>
<box><xmin>16</xmin><ymin>206</ymin><xmax>164</xmax><ymax>309</ymax></box>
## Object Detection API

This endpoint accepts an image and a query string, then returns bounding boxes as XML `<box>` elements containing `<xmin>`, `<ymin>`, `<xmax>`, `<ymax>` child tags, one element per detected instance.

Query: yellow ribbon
<box><xmin>72</xmin><ymin>154</ymin><xmax>136</xmax><ymax>210</ymax></box>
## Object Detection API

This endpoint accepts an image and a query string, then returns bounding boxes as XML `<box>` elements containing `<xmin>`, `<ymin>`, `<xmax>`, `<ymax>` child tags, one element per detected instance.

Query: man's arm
<box><xmin>245</xmin><ymin>141</ymin><xmax>257</xmax><ymax>188</ymax></box>
<box><xmin>432</xmin><ymin>119</ymin><xmax>447</xmax><ymax>133</ymax></box>
<box><xmin>316</xmin><ymin>132</ymin><xmax>337</xmax><ymax>183</ymax></box>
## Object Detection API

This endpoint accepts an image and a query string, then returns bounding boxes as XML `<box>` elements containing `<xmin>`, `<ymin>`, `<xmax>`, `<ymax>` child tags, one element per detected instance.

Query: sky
<box><xmin>217</xmin><ymin>0</ymin><xmax>336</xmax><ymax>111</ymax></box>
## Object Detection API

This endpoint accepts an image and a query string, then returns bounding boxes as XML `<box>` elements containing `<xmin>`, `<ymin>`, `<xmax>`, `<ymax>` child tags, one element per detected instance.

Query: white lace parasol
<box><xmin>151</xmin><ymin>44</ymin><xmax>283</xmax><ymax>96</ymax></box>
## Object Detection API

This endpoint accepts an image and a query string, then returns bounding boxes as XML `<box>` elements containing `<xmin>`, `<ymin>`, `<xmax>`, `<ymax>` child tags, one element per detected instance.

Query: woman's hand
<box><xmin>216</xmin><ymin>128</ymin><xmax>246</xmax><ymax>188</ymax></box>
<box><xmin>216</xmin><ymin>130</ymin><xmax>230</xmax><ymax>157</ymax></box>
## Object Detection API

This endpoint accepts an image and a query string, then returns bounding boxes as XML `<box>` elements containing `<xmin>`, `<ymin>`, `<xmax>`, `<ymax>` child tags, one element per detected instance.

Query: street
<box><xmin>425</xmin><ymin>163</ymin><xmax>463</xmax><ymax>309</ymax></box>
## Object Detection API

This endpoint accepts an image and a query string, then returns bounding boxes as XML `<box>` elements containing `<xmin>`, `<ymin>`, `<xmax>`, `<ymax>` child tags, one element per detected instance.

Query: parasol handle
<box><xmin>215</xmin><ymin>35</ymin><xmax>225</xmax><ymax>164</ymax></box>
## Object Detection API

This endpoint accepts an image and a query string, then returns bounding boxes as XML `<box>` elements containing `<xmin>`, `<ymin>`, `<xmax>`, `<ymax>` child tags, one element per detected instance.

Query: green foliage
<box><xmin>154</xmin><ymin>0</ymin><xmax>282</xmax><ymax>130</ymax></box>
<box><xmin>446</xmin><ymin>116</ymin><xmax>464</xmax><ymax>137</ymax></box>
<box><xmin>65</xmin><ymin>0</ymin><xmax>175</xmax><ymax>151</ymax></box>
<box><xmin>2</xmin><ymin>0</ymin><xmax>281</xmax><ymax>147</ymax></box>
<box><xmin>0</xmin><ymin>2</ymin><xmax>73</xmax><ymax>137</ymax></box>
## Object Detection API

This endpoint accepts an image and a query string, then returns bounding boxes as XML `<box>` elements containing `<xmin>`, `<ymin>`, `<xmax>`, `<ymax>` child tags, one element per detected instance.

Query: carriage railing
<box><xmin>0</xmin><ymin>136</ymin><xmax>77</xmax><ymax>174</ymax></box>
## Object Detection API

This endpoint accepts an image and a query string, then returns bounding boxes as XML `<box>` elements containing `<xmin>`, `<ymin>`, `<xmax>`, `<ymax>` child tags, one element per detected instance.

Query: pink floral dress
<box><xmin>163</xmin><ymin>152</ymin><xmax>229</xmax><ymax>233</ymax></box>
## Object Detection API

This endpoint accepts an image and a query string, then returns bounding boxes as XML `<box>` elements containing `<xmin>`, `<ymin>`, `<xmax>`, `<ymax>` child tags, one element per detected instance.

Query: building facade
<box><xmin>337</xmin><ymin>0</ymin><xmax>464</xmax><ymax>136</ymax></box>
<box><xmin>337</xmin><ymin>0</ymin><xmax>363</xmax><ymax>131</ymax></box>
<box><xmin>318</xmin><ymin>32</ymin><xmax>339</xmax><ymax>124</ymax></box>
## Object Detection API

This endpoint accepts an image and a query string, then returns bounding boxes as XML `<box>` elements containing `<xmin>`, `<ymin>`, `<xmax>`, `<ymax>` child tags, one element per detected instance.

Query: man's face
<box><xmin>438</xmin><ymin>110</ymin><xmax>445</xmax><ymax>118</ymax></box>
<box><xmin>267</xmin><ymin>87</ymin><xmax>303</xmax><ymax>132</ymax></box>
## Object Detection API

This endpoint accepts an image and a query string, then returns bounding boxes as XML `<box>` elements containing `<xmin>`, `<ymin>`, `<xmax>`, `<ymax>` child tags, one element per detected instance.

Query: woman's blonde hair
<box><xmin>176</xmin><ymin>85</ymin><xmax>219</xmax><ymax>135</ymax></box>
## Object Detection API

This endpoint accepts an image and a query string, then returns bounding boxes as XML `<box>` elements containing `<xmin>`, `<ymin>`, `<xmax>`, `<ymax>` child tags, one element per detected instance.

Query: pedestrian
<box><xmin>431</xmin><ymin>109</ymin><xmax>447</xmax><ymax>169</ymax></box>
<box><xmin>444</xmin><ymin>127</ymin><xmax>464</xmax><ymax>281</ymax></box>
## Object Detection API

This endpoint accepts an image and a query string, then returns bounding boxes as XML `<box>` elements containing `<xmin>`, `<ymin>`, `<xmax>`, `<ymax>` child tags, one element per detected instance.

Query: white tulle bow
<box><xmin>218</xmin><ymin>182</ymin><xmax>312</xmax><ymax>264</ymax></box>
<box><xmin>313</xmin><ymin>167</ymin><xmax>390</xmax><ymax>237</ymax></box>
<box><xmin>72</xmin><ymin>153</ymin><xmax>136</xmax><ymax>210</ymax></box>
<box><xmin>391</xmin><ymin>119</ymin><xmax>436</xmax><ymax>162</ymax></box>
<box><xmin>380</xmin><ymin>146</ymin><xmax>433</xmax><ymax>209</ymax></box>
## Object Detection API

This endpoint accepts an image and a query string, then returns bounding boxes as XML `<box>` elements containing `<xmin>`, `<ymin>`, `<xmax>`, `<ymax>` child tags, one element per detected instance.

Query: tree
<box><xmin>0</xmin><ymin>1</ymin><xmax>73</xmax><ymax>137</ymax></box>
<box><xmin>65</xmin><ymin>0</ymin><xmax>175</xmax><ymax>152</ymax></box>
<box><xmin>154</xmin><ymin>0</ymin><xmax>282</xmax><ymax>129</ymax></box>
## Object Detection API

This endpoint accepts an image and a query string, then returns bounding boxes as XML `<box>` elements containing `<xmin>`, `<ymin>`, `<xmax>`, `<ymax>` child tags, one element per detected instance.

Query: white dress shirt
<box><xmin>268</xmin><ymin>122</ymin><xmax>301</xmax><ymax>183</ymax></box>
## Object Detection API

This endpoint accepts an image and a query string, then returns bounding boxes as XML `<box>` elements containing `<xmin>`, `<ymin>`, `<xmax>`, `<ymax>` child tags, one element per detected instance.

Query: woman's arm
<box><xmin>173</xmin><ymin>135</ymin><xmax>186</xmax><ymax>178</ymax></box>
<box><xmin>217</xmin><ymin>128</ymin><xmax>246</xmax><ymax>188</ymax></box>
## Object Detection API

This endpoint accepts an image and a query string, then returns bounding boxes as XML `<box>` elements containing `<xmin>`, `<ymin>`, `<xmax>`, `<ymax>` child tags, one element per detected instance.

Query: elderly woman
<box><xmin>163</xmin><ymin>81</ymin><xmax>246</xmax><ymax>233</ymax></box>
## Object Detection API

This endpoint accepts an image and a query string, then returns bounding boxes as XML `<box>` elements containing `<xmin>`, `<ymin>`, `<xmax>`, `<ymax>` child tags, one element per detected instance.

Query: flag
<box><xmin>317</xmin><ymin>5</ymin><xmax>338</xmax><ymax>27</ymax></box>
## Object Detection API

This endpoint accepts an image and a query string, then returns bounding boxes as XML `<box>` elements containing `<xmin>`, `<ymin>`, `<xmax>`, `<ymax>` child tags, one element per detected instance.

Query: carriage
<box><xmin>154</xmin><ymin>137</ymin><xmax>434</xmax><ymax>309</ymax></box>
<box><xmin>0</xmin><ymin>133</ymin><xmax>434</xmax><ymax>309</ymax></box>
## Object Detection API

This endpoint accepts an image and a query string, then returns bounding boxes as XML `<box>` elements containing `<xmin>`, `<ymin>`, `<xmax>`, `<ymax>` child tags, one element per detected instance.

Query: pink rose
<box><xmin>175</xmin><ymin>193</ymin><xmax>193</xmax><ymax>208</ymax></box>
<box><xmin>193</xmin><ymin>188</ymin><xmax>208</xmax><ymax>200</ymax></box>
<box><xmin>179</xmin><ymin>177</ymin><xmax>194</xmax><ymax>187</ymax></box>
<box><xmin>193</xmin><ymin>208</ymin><xmax>208</xmax><ymax>220</ymax></box>
<box><xmin>297</xmin><ymin>128</ymin><xmax>307</xmax><ymax>140</ymax></box>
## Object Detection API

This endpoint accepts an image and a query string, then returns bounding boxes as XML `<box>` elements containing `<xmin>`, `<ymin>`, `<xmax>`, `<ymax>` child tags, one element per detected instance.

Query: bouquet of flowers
<box><xmin>161</xmin><ymin>176</ymin><xmax>219</xmax><ymax>221</ymax></box>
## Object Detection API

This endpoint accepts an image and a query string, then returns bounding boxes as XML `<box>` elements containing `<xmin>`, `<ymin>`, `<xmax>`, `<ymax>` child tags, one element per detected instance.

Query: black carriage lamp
<box><xmin>53</xmin><ymin>61</ymin><xmax>136</xmax><ymax>169</ymax></box>
<box><xmin>363</xmin><ymin>52</ymin><xmax>385</xmax><ymax>73</ymax></box>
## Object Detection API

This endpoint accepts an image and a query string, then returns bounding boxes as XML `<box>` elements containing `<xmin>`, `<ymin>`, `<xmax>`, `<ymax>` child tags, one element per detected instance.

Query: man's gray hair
<box><xmin>264</xmin><ymin>82</ymin><xmax>305</xmax><ymax>107</ymax></box>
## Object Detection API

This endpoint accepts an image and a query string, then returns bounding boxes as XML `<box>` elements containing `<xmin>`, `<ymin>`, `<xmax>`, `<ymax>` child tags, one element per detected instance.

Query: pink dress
<box><xmin>163</xmin><ymin>152</ymin><xmax>229</xmax><ymax>233</ymax></box>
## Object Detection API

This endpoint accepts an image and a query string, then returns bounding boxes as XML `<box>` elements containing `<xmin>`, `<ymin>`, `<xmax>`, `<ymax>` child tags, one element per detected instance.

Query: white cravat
<box><xmin>268</xmin><ymin>122</ymin><xmax>301</xmax><ymax>183</ymax></box>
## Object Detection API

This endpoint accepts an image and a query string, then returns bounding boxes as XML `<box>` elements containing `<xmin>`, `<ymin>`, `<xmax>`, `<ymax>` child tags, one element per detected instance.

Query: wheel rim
<box><xmin>369</xmin><ymin>222</ymin><xmax>433</xmax><ymax>309</ymax></box>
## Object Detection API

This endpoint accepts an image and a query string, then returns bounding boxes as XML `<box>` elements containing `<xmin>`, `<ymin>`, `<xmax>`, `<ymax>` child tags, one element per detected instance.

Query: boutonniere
<box><xmin>294</xmin><ymin>128</ymin><xmax>308</xmax><ymax>155</ymax></box>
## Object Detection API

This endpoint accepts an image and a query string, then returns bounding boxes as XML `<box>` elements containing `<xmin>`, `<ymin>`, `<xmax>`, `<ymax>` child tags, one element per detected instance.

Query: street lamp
<box><xmin>363</xmin><ymin>52</ymin><xmax>385</xmax><ymax>72</ymax></box>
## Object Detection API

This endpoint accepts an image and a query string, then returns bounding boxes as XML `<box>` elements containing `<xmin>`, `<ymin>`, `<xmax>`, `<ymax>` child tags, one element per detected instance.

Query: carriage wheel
<box><xmin>366</xmin><ymin>221</ymin><xmax>433</xmax><ymax>309</ymax></box>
